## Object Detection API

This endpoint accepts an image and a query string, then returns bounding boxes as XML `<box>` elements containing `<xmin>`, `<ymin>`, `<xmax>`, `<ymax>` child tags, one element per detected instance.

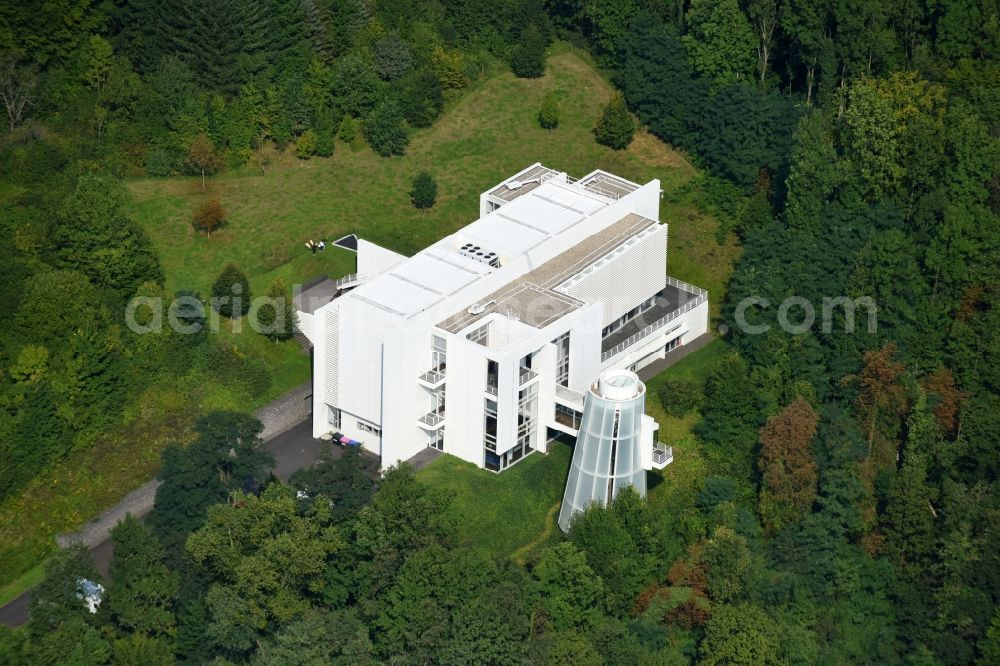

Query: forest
<box><xmin>0</xmin><ymin>0</ymin><xmax>998</xmax><ymax>664</ymax></box>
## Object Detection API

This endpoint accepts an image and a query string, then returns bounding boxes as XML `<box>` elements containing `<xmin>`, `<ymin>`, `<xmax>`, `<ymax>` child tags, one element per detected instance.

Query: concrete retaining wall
<box><xmin>256</xmin><ymin>382</ymin><xmax>312</xmax><ymax>441</ymax></box>
<box><xmin>57</xmin><ymin>382</ymin><xmax>312</xmax><ymax>549</ymax></box>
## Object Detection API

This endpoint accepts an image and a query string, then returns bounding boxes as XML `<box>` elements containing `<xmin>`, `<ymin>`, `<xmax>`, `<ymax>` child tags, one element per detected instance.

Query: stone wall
<box><xmin>57</xmin><ymin>382</ymin><xmax>313</xmax><ymax>549</ymax></box>
<box><xmin>256</xmin><ymin>381</ymin><xmax>312</xmax><ymax>441</ymax></box>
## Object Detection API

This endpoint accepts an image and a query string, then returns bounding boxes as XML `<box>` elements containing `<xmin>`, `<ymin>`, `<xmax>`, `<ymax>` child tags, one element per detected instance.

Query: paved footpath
<box><xmin>0</xmin><ymin>415</ymin><xmax>326</xmax><ymax>628</ymax></box>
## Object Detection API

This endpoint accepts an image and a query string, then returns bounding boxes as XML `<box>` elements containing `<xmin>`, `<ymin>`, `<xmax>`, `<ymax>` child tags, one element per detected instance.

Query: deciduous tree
<box><xmin>187</xmin><ymin>484</ymin><xmax>343</xmax><ymax>626</ymax></box>
<box><xmin>290</xmin><ymin>446</ymin><xmax>378</xmax><ymax>523</ymax></box>
<box><xmin>757</xmin><ymin>397</ymin><xmax>820</xmax><ymax>533</ymax></box>
<box><xmin>533</xmin><ymin>542</ymin><xmax>604</xmax><ymax>632</ymax></box>
<box><xmin>702</xmin><ymin>527</ymin><xmax>753</xmax><ymax>602</ymax></box>
<box><xmin>186</xmin><ymin>133</ymin><xmax>220</xmax><ymax>188</ymax></box>
<box><xmin>683</xmin><ymin>0</ymin><xmax>757</xmax><ymax>84</ymax></box>
<box><xmin>191</xmin><ymin>196</ymin><xmax>226</xmax><ymax>237</ymax></box>
<box><xmin>395</xmin><ymin>67</ymin><xmax>444</xmax><ymax>128</ymax></box>
<box><xmin>657</xmin><ymin>377</ymin><xmax>702</xmax><ymax>417</ymax></box>
<box><xmin>364</xmin><ymin>100</ymin><xmax>409</xmax><ymax>156</ymax></box>
<box><xmin>149</xmin><ymin>411</ymin><xmax>274</xmax><ymax>540</ymax></box>
<box><xmin>699</xmin><ymin>603</ymin><xmax>782</xmax><ymax>665</ymax></box>
<box><xmin>332</xmin><ymin>54</ymin><xmax>381</xmax><ymax>117</ymax></box>
<box><xmin>746</xmin><ymin>0</ymin><xmax>778</xmax><ymax>83</ymax></box>
<box><xmin>15</xmin><ymin>269</ymin><xmax>105</xmax><ymax>343</ymax></box>
<box><xmin>106</xmin><ymin>514</ymin><xmax>179</xmax><ymax>636</ymax></box>
<box><xmin>27</xmin><ymin>545</ymin><xmax>101</xmax><ymax>642</ymax></box>
<box><xmin>430</xmin><ymin>46</ymin><xmax>466</xmax><ymax>90</ymax></box>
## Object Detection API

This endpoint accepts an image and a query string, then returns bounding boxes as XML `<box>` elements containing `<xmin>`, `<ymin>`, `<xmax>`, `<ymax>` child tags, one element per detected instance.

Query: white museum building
<box><xmin>294</xmin><ymin>164</ymin><xmax>708</xmax><ymax>475</ymax></box>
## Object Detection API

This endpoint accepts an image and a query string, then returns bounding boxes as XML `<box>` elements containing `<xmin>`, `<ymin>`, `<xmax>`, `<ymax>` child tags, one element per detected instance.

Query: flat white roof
<box><xmin>338</xmin><ymin>166</ymin><xmax>640</xmax><ymax>319</ymax></box>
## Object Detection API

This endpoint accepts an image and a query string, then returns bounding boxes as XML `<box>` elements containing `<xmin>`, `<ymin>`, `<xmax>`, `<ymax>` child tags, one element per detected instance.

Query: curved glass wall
<box><xmin>558</xmin><ymin>370</ymin><xmax>647</xmax><ymax>532</ymax></box>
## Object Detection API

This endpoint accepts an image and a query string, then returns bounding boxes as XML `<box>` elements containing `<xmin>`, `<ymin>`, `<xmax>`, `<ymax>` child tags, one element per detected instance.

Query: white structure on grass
<box><xmin>558</xmin><ymin>369</ymin><xmax>649</xmax><ymax>532</ymax></box>
<box><xmin>294</xmin><ymin>164</ymin><xmax>708</xmax><ymax>474</ymax></box>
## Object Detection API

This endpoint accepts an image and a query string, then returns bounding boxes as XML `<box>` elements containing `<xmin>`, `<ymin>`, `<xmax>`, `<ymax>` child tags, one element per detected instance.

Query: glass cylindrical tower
<box><xmin>558</xmin><ymin>369</ymin><xmax>647</xmax><ymax>532</ymax></box>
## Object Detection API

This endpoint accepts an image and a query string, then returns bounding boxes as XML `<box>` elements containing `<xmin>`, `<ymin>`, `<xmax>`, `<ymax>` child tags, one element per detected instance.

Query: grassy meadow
<box><xmin>126</xmin><ymin>49</ymin><xmax>738</xmax><ymax>310</ymax></box>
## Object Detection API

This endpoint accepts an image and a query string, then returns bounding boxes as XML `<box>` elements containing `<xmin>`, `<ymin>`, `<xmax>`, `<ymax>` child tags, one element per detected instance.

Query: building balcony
<box><xmin>555</xmin><ymin>384</ymin><xmax>584</xmax><ymax>409</ymax></box>
<box><xmin>418</xmin><ymin>367</ymin><xmax>446</xmax><ymax>387</ymax></box>
<box><xmin>519</xmin><ymin>367</ymin><xmax>538</xmax><ymax>385</ymax></box>
<box><xmin>418</xmin><ymin>411</ymin><xmax>445</xmax><ymax>429</ymax></box>
<box><xmin>485</xmin><ymin>383</ymin><xmax>498</xmax><ymax>396</ymax></box>
<box><xmin>601</xmin><ymin>281</ymin><xmax>707</xmax><ymax>362</ymax></box>
<box><xmin>652</xmin><ymin>443</ymin><xmax>673</xmax><ymax>470</ymax></box>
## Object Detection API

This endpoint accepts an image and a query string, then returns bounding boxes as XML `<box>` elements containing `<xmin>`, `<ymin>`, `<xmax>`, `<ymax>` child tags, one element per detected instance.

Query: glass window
<box><xmin>486</xmin><ymin>359</ymin><xmax>498</xmax><ymax>392</ymax></box>
<box><xmin>555</xmin><ymin>404</ymin><xmax>582</xmax><ymax>429</ymax></box>
<box><xmin>431</xmin><ymin>385</ymin><xmax>446</xmax><ymax>414</ymax></box>
<box><xmin>484</xmin><ymin>451</ymin><xmax>501</xmax><ymax>472</ymax></box>
<box><xmin>553</xmin><ymin>332</ymin><xmax>570</xmax><ymax>387</ymax></box>
<box><xmin>467</xmin><ymin>324</ymin><xmax>489</xmax><ymax>347</ymax></box>
<box><xmin>484</xmin><ymin>398</ymin><xmax>497</xmax><ymax>451</ymax></box>
<box><xmin>431</xmin><ymin>335</ymin><xmax>447</xmax><ymax>370</ymax></box>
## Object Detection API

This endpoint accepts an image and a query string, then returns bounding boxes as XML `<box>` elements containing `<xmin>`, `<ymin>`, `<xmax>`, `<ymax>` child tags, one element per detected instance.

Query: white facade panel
<box><xmin>442</xmin><ymin>336</ymin><xmax>489</xmax><ymax>467</ymax></box>
<box><xmin>562</xmin><ymin>225</ymin><xmax>667</xmax><ymax>326</ymax></box>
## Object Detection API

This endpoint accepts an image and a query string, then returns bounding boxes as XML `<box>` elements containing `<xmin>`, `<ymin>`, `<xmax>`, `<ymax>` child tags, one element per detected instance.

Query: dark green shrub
<box><xmin>211</xmin><ymin>262</ymin><xmax>250</xmax><ymax>318</ymax></box>
<box><xmin>410</xmin><ymin>171</ymin><xmax>437</xmax><ymax>209</ymax></box>
<box><xmin>657</xmin><ymin>377</ymin><xmax>702</xmax><ymax>417</ymax></box>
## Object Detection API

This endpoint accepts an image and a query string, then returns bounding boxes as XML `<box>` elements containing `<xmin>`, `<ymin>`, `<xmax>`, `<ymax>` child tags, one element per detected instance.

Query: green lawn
<box><xmin>125</xmin><ymin>47</ymin><xmax>739</xmax><ymax>404</ymax></box>
<box><xmin>416</xmin><ymin>442</ymin><xmax>573</xmax><ymax>559</ymax></box>
<box><xmin>643</xmin><ymin>339</ymin><xmax>730</xmax><ymax>509</ymax></box>
<box><xmin>0</xmin><ymin>563</ymin><xmax>44</xmax><ymax>607</ymax></box>
<box><xmin>644</xmin><ymin>338</ymin><xmax>730</xmax><ymax>441</ymax></box>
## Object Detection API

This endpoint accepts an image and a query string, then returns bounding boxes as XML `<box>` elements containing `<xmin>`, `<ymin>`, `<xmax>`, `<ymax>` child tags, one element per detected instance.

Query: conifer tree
<box><xmin>183</xmin><ymin>0</ymin><xmax>244</xmax><ymax>94</ymax></box>
<box><xmin>410</xmin><ymin>171</ymin><xmax>437</xmax><ymax>209</ymax></box>
<box><xmin>594</xmin><ymin>92</ymin><xmax>635</xmax><ymax>149</ymax></box>
<box><xmin>539</xmin><ymin>92</ymin><xmax>559</xmax><ymax>130</ymax></box>
<box><xmin>510</xmin><ymin>23</ymin><xmax>547</xmax><ymax>78</ymax></box>
<box><xmin>882</xmin><ymin>399</ymin><xmax>938</xmax><ymax>567</ymax></box>
<box><xmin>211</xmin><ymin>262</ymin><xmax>251</xmax><ymax>318</ymax></box>
<box><xmin>255</xmin><ymin>278</ymin><xmax>296</xmax><ymax>340</ymax></box>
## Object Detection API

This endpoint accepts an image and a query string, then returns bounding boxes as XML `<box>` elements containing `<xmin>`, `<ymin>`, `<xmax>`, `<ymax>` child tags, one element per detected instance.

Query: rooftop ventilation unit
<box><xmin>459</xmin><ymin>242</ymin><xmax>501</xmax><ymax>268</ymax></box>
<box><xmin>467</xmin><ymin>299</ymin><xmax>496</xmax><ymax>315</ymax></box>
<box><xmin>504</xmin><ymin>176</ymin><xmax>541</xmax><ymax>191</ymax></box>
